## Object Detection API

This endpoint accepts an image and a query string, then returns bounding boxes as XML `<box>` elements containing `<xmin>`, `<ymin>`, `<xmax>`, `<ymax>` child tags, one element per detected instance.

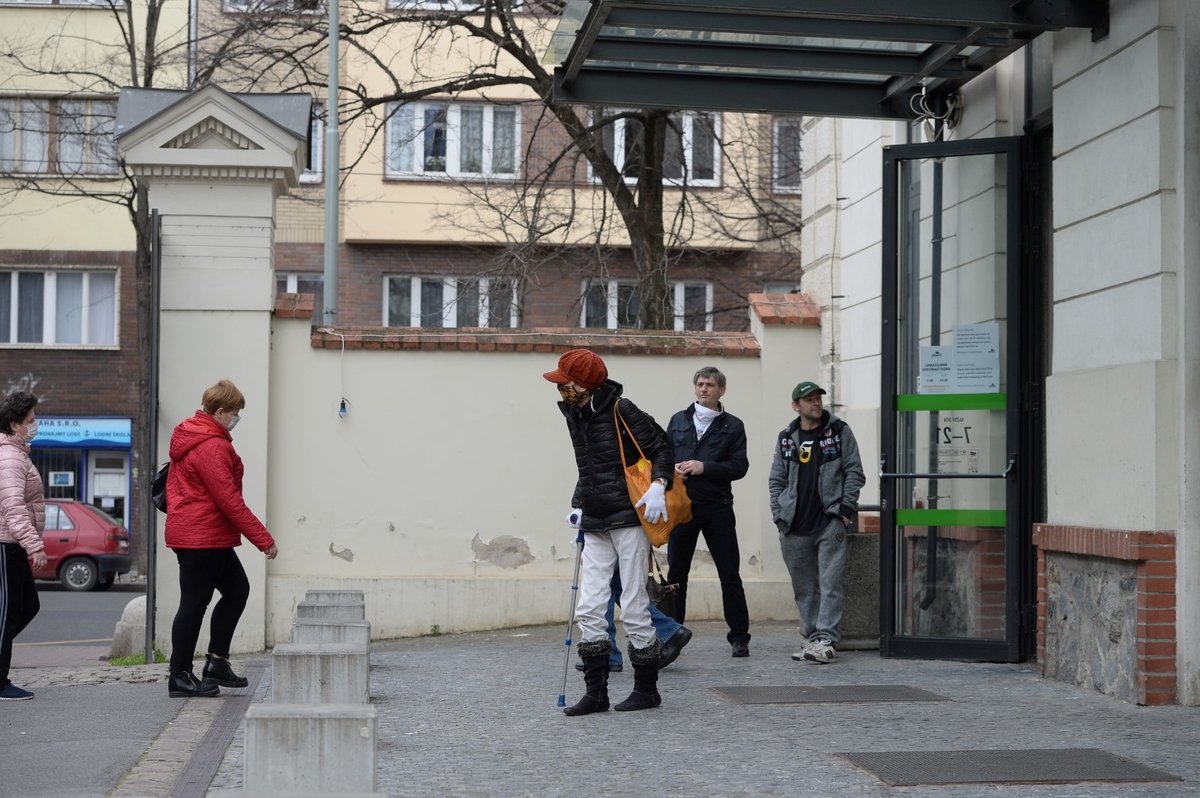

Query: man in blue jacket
<box><xmin>666</xmin><ymin>367</ymin><xmax>752</xmax><ymax>657</ymax></box>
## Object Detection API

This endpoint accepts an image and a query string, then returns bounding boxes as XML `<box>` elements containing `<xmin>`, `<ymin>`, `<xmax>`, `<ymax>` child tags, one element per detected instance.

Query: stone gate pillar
<box><xmin>115</xmin><ymin>85</ymin><xmax>311</xmax><ymax>656</ymax></box>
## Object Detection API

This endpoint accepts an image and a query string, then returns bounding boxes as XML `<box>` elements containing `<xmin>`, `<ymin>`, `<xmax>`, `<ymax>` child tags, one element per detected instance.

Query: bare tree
<box><xmin>200</xmin><ymin>0</ymin><xmax>803</xmax><ymax>330</ymax></box>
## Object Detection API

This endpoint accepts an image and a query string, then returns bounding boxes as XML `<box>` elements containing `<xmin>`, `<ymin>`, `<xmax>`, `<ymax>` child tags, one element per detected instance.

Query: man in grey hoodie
<box><xmin>768</xmin><ymin>381</ymin><xmax>865</xmax><ymax>664</ymax></box>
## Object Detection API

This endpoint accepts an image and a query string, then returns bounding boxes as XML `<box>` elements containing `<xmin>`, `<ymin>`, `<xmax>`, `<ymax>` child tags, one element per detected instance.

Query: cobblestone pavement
<box><xmin>205</xmin><ymin>620</ymin><xmax>1200</xmax><ymax>798</ymax></box>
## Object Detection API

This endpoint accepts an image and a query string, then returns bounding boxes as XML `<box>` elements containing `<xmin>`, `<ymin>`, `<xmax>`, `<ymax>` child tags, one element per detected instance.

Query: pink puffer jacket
<box><xmin>0</xmin><ymin>433</ymin><xmax>45</xmax><ymax>554</ymax></box>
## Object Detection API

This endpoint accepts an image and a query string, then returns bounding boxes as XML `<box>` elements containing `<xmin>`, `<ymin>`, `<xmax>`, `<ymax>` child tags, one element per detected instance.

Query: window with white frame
<box><xmin>594</xmin><ymin>109</ymin><xmax>720</xmax><ymax>187</ymax></box>
<box><xmin>773</xmin><ymin>116</ymin><xmax>803</xmax><ymax>193</ymax></box>
<box><xmin>0</xmin><ymin>98</ymin><xmax>118</xmax><ymax>176</ymax></box>
<box><xmin>0</xmin><ymin>269</ymin><xmax>118</xmax><ymax>346</ymax></box>
<box><xmin>0</xmin><ymin>0</ymin><xmax>123</xmax><ymax>6</ymax></box>
<box><xmin>580</xmin><ymin>279</ymin><xmax>713</xmax><ymax>331</ymax></box>
<box><xmin>300</xmin><ymin>103</ymin><xmax>324</xmax><ymax>184</ymax></box>
<box><xmin>384</xmin><ymin>276</ymin><xmax>518</xmax><ymax>328</ymax></box>
<box><xmin>385</xmin><ymin>102</ymin><xmax>518</xmax><ymax>179</ymax></box>
<box><xmin>764</xmin><ymin>281</ymin><xmax>802</xmax><ymax>294</ymax></box>
<box><xmin>275</xmin><ymin>273</ymin><xmax>324</xmax><ymax>318</ymax></box>
<box><xmin>0</xmin><ymin>99</ymin><xmax>48</xmax><ymax>174</ymax></box>
<box><xmin>224</xmin><ymin>0</ymin><xmax>321</xmax><ymax>13</ymax></box>
<box><xmin>57</xmin><ymin>99</ymin><xmax>118</xmax><ymax>176</ymax></box>
<box><xmin>663</xmin><ymin>112</ymin><xmax>719</xmax><ymax>187</ymax></box>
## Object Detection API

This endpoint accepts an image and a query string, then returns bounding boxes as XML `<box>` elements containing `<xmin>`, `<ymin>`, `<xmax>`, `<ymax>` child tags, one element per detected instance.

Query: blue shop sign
<box><xmin>32</xmin><ymin>417</ymin><xmax>132</xmax><ymax>450</ymax></box>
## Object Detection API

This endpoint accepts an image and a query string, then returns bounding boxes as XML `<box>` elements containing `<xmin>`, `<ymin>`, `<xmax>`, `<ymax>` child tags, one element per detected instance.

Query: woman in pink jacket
<box><xmin>0</xmin><ymin>391</ymin><xmax>46</xmax><ymax>701</ymax></box>
<box><xmin>165</xmin><ymin>380</ymin><xmax>277</xmax><ymax>698</ymax></box>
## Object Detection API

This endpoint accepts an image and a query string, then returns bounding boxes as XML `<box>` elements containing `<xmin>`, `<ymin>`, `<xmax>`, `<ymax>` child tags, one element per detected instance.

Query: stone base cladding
<box><xmin>1032</xmin><ymin>524</ymin><xmax>1176</xmax><ymax>705</ymax></box>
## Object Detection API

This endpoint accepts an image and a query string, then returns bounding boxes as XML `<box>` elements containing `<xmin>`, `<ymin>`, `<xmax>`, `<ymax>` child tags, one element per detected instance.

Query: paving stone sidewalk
<box><xmin>203</xmin><ymin>620</ymin><xmax>1200</xmax><ymax>798</ymax></box>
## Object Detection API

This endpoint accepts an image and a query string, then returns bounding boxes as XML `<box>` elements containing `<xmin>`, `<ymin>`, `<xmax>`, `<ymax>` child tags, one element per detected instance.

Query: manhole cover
<box><xmin>838</xmin><ymin>749</ymin><xmax>1182</xmax><ymax>786</ymax></box>
<box><xmin>711</xmin><ymin>685</ymin><xmax>948</xmax><ymax>704</ymax></box>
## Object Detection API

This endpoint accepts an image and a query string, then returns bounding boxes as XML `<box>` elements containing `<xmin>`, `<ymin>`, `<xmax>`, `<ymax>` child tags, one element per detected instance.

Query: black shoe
<box><xmin>658</xmin><ymin>627</ymin><xmax>693</xmax><ymax>669</ymax></box>
<box><xmin>731</xmin><ymin>642</ymin><xmax>750</xmax><ymax>658</ymax></box>
<box><xmin>168</xmin><ymin>670</ymin><xmax>220</xmax><ymax>698</ymax></box>
<box><xmin>202</xmin><ymin>653</ymin><xmax>249</xmax><ymax>688</ymax></box>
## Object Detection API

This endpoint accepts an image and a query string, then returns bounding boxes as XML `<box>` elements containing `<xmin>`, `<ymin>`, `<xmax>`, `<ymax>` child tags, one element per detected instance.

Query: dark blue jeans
<box><xmin>603</xmin><ymin>565</ymin><xmax>682</xmax><ymax>667</ymax></box>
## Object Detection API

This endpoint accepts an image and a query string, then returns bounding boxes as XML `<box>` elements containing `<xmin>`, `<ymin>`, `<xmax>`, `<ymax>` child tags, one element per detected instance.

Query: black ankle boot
<box><xmin>615</xmin><ymin>640</ymin><xmax>662</xmax><ymax>712</ymax></box>
<box><xmin>168</xmin><ymin>670</ymin><xmax>220</xmax><ymax>698</ymax></box>
<box><xmin>564</xmin><ymin>640</ymin><xmax>611</xmax><ymax>717</ymax></box>
<box><xmin>202</xmin><ymin>653</ymin><xmax>248</xmax><ymax>688</ymax></box>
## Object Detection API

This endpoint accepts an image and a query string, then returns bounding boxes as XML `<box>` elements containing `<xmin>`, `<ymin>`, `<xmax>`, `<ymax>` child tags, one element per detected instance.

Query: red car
<box><xmin>34</xmin><ymin>499</ymin><xmax>133</xmax><ymax>591</ymax></box>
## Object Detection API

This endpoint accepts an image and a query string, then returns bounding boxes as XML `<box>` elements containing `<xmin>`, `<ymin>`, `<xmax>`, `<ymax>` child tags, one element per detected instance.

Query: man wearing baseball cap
<box><xmin>545</xmin><ymin>349</ymin><xmax>675</xmax><ymax>715</ymax></box>
<box><xmin>768</xmin><ymin>380</ymin><xmax>865</xmax><ymax>664</ymax></box>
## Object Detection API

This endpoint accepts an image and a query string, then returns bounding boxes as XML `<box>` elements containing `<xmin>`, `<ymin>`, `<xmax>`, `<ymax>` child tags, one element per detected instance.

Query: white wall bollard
<box><xmin>243</xmin><ymin>704</ymin><xmax>377</xmax><ymax>794</ymax></box>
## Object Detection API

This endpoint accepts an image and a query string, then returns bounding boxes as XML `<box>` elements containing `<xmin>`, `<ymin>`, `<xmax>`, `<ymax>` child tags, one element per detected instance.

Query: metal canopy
<box><xmin>548</xmin><ymin>0</ymin><xmax>1108</xmax><ymax>119</ymax></box>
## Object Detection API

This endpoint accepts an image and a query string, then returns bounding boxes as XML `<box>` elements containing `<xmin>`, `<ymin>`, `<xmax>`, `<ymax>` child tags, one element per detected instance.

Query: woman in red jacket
<box><xmin>165</xmin><ymin>379</ymin><xmax>277</xmax><ymax>698</ymax></box>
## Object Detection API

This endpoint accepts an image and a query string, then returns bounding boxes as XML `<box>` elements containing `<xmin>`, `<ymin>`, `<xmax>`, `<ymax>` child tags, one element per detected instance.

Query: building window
<box><xmin>224</xmin><ymin>0</ymin><xmax>322</xmax><ymax>12</ymax></box>
<box><xmin>594</xmin><ymin>109</ymin><xmax>721</xmax><ymax>187</ymax></box>
<box><xmin>0</xmin><ymin>0</ymin><xmax>123</xmax><ymax>6</ymax></box>
<box><xmin>663</xmin><ymin>112</ymin><xmax>719</xmax><ymax>187</ymax></box>
<box><xmin>581</xmin><ymin>279</ymin><xmax>712</xmax><ymax>331</ymax></box>
<box><xmin>764</xmin><ymin>281</ymin><xmax>802</xmax><ymax>294</ymax></box>
<box><xmin>773</xmin><ymin>116</ymin><xmax>803</xmax><ymax>193</ymax></box>
<box><xmin>0</xmin><ymin>269</ymin><xmax>118</xmax><ymax>346</ymax></box>
<box><xmin>386</xmin><ymin>102</ymin><xmax>519</xmax><ymax>179</ymax></box>
<box><xmin>0</xmin><ymin>98</ymin><xmax>118</xmax><ymax>176</ymax></box>
<box><xmin>275</xmin><ymin>273</ymin><xmax>324</xmax><ymax>318</ymax></box>
<box><xmin>300</xmin><ymin>103</ymin><xmax>324</xmax><ymax>184</ymax></box>
<box><xmin>673</xmin><ymin>281</ymin><xmax>713</xmax><ymax>331</ymax></box>
<box><xmin>384</xmin><ymin>276</ymin><xmax>518</xmax><ymax>328</ymax></box>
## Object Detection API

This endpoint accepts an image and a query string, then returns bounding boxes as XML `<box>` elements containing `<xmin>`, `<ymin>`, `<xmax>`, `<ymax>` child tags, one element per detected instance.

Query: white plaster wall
<box><xmin>261</xmin><ymin>318</ymin><xmax>822</xmax><ymax>644</ymax></box>
<box><xmin>1050</xmin><ymin>5</ymin><xmax>1179</xmax><ymax>527</ymax></box>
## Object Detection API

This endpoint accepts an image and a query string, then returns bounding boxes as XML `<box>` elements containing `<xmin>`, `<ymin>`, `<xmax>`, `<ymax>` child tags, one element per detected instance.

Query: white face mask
<box><xmin>22</xmin><ymin>419</ymin><xmax>38</xmax><ymax>441</ymax></box>
<box><xmin>224</xmin><ymin>414</ymin><xmax>241</xmax><ymax>432</ymax></box>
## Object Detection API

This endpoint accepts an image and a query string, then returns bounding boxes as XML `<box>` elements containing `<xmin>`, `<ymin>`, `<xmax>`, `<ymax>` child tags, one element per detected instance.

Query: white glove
<box><xmin>565</xmin><ymin>509</ymin><xmax>582</xmax><ymax>529</ymax></box>
<box><xmin>635</xmin><ymin>482</ymin><xmax>668</xmax><ymax>524</ymax></box>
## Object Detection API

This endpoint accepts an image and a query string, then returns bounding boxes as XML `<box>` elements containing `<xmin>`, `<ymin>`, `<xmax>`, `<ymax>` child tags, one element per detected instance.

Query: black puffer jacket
<box><xmin>558</xmin><ymin>380</ymin><xmax>675</xmax><ymax>534</ymax></box>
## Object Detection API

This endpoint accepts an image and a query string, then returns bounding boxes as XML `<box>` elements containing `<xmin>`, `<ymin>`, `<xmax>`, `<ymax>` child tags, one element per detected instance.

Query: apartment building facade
<box><xmin>1</xmin><ymin>0</ymin><xmax>808</xmax><ymax>562</ymax></box>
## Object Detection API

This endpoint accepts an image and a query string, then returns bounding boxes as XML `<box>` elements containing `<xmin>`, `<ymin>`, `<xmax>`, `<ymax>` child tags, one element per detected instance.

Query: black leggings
<box><xmin>0</xmin><ymin>542</ymin><xmax>40</xmax><ymax>688</ymax></box>
<box><xmin>170</xmin><ymin>547</ymin><xmax>250</xmax><ymax>673</ymax></box>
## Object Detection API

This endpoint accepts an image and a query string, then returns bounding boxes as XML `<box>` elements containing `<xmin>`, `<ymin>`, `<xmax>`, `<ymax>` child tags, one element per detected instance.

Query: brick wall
<box><xmin>1033</xmin><ymin>524</ymin><xmax>1177</xmax><ymax>705</ymax></box>
<box><xmin>272</xmin><ymin>242</ymin><xmax>801</xmax><ymax>331</ymax></box>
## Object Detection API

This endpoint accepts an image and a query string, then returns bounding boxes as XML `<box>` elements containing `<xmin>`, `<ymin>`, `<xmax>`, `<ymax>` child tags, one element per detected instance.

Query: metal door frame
<box><xmin>880</xmin><ymin>135</ymin><xmax>1025</xmax><ymax>662</ymax></box>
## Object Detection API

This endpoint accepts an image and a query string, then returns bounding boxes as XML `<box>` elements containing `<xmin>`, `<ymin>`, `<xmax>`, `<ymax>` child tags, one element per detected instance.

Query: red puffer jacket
<box><xmin>164</xmin><ymin>411</ymin><xmax>274</xmax><ymax>552</ymax></box>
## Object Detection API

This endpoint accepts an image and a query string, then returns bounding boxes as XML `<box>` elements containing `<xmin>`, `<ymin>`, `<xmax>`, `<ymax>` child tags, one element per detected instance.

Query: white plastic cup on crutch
<box><xmin>556</xmin><ymin>523</ymin><xmax>585</xmax><ymax>708</ymax></box>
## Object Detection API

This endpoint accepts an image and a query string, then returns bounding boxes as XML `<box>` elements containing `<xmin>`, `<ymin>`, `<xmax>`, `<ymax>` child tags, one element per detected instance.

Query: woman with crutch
<box><xmin>545</xmin><ymin>349</ymin><xmax>675</xmax><ymax>715</ymax></box>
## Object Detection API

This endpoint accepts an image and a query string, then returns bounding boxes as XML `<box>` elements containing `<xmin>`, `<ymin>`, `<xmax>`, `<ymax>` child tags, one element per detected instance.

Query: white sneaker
<box><xmin>803</xmin><ymin>638</ymin><xmax>838</xmax><ymax>664</ymax></box>
<box><xmin>790</xmin><ymin>639</ymin><xmax>817</xmax><ymax>661</ymax></box>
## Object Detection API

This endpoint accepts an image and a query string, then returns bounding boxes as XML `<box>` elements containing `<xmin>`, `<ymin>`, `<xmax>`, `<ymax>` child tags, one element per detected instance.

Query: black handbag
<box><xmin>646</xmin><ymin>552</ymin><xmax>679</xmax><ymax>618</ymax></box>
<box><xmin>151</xmin><ymin>462</ymin><xmax>169</xmax><ymax>513</ymax></box>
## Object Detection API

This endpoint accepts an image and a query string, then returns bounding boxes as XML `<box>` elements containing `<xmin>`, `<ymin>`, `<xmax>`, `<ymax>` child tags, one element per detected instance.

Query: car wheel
<box><xmin>60</xmin><ymin>557</ymin><xmax>99</xmax><ymax>592</ymax></box>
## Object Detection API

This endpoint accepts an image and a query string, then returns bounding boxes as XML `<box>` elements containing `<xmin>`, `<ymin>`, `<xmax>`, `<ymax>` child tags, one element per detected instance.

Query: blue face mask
<box><xmin>224</xmin><ymin>414</ymin><xmax>241</xmax><ymax>432</ymax></box>
<box><xmin>21</xmin><ymin>419</ymin><xmax>38</xmax><ymax>441</ymax></box>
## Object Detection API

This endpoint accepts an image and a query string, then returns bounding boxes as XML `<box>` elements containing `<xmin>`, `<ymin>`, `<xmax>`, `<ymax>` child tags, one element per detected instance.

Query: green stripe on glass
<box><xmin>895</xmin><ymin>509</ymin><xmax>1006</xmax><ymax>527</ymax></box>
<box><xmin>895</xmin><ymin>393</ymin><xmax>1007</xmax><ymax>411</ymax></box>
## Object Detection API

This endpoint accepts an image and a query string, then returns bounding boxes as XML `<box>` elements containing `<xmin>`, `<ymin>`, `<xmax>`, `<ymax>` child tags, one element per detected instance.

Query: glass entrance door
<box><xmin>880</xmin><ymin>137</ymin><xmax>1025</xmax><ymax>661</ymax></box>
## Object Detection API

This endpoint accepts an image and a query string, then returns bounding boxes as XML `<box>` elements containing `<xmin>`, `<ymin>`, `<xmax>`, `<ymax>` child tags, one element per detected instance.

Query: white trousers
<box><xmin>576</xmin><ymin>525</ymin><xmax>654</xmax><ymax>649</ymax></box>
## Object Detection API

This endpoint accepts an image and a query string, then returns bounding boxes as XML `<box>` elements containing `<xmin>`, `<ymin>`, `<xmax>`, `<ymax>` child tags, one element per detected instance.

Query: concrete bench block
<box><xmin>295</xmin><ymin>600</ymin><xmax>365</xmax><ymax>621</ymax></box>
<box><xmin>243</xmin><ymin>704</ymin><xmax>377</xmax><ymax>794</ymax></box>
<box><xmin>305</xmin><ymin>589</ymin><xmax>365</xmax><ymax>604</ymax></box>
<box><xmin>291</xmin><ymin>619</ymin><xmax>372</xmax><ymax>648</ymax></box>
<box><xmin>272</xmin><ymin>642</ymin><xmax>369</xmax><ymax>704</ymax></box>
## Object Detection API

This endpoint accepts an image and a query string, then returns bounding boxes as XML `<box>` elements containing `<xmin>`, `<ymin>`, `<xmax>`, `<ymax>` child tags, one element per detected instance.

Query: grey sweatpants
<box><xmin>778</xmin><ymin>517</ymin><xmax>847</xmax><ymax>644</ymax></box>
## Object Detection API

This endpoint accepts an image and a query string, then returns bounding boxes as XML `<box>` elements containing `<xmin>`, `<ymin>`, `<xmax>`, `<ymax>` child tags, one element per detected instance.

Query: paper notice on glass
<box><xmin>919</xmin><ymin>345</ymin><xmax>953</xmax><ymax>393</ymax></box>
<box><xmin>952</xmin><ymin>323</ymin><xmax>1000</xmax><ymax>391</ymax></box>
